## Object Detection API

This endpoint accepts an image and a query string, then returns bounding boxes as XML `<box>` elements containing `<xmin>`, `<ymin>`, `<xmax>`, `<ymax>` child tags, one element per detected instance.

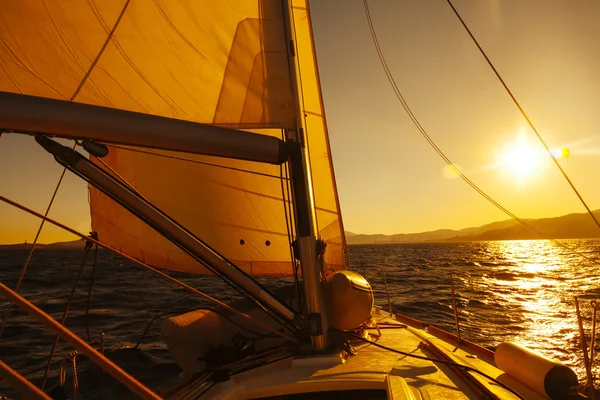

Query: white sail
<box><xmin>0</xmin><ymin>0</ymin><xmax>346</xmax><ymax>276</ymax></box>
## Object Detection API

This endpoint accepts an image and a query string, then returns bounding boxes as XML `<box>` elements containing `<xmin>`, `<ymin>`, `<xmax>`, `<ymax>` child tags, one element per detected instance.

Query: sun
<box><xmin>503</xmin><ymin>144</ymin><xmax>541</xmax><ymax>176</ymax></box>
<box><xmin>499</xmin><ymin>133</ymin><xmax>542</xmax><ymax>179</ymax></box>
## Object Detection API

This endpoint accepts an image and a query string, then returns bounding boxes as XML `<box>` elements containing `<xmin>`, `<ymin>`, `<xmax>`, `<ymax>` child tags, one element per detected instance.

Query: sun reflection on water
<box><xmin>352</xmin><ymin>239</ymin><xmax>600</xmax><ymax>384</ymax></box>
<box><xmin>473</xmin><ymin>240</ymin><xmax>600</xmax><ymax>381</ymax></box>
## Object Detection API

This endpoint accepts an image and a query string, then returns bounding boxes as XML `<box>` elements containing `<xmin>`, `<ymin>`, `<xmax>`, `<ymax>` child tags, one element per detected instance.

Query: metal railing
<box><xmin>362</xmin><ymin>264</ymin><xmax>393</xmax><ymax>315</ymax></box>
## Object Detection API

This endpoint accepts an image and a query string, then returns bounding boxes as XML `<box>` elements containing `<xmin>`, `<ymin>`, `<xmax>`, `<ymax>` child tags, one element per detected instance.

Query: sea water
<box><xmin>1</xmin><ymin>239</ymin><xmax>599</xmax><ymax>398</ymax></box>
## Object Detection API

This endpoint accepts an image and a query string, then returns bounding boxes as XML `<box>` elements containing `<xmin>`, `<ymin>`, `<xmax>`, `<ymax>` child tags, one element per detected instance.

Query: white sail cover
<box><xmin>0</xmin><ymin>0</ymin><xmax>347</xmax><ymax>276</ymax></box>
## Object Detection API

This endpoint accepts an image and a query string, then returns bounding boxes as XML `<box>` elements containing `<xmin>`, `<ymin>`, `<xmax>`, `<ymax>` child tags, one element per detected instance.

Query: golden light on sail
<box><xmin>0</xmin><ymin>0</ymin><xmax>347</xmax><ymax>276</ymax></box>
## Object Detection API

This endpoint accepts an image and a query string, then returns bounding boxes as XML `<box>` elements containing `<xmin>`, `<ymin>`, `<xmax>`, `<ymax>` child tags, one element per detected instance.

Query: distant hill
<box><xmin>346</xmin><ymin>210</ymin><xmax>600</xmax><ymax>245</ymax></box>
<box><xmin>3</xmin><ymin>210</ymin><xmax>600</xmax><ymax>249</ymax></box>
<box><xmin>0</xmin><ymin>239</ymin><xmax>87</xmax><ymax>250</ymax></box>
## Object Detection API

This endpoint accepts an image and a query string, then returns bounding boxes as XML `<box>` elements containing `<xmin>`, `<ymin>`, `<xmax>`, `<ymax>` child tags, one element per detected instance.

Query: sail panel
<box><xmin>292</xmin><ymin>0</ymin><xmax>348</xmax><ymax>272</ymax></box>
<box><xmin>0</xmin><ymin>0</ymin><xmax>294</xmax><ymax>129</ymax></box>
<box><xmin>90</xmin><ymin>137</ymin><xmax>296</xmax><ymax>276</ymax></box>
<box><xmin>1</xmin><ymin>0</ymin><xmax>347</xmax><ymax>276</ymax></box>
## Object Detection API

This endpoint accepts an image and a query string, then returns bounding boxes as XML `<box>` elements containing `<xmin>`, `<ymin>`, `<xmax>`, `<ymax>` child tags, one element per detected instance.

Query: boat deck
<box><xmin>166</xmin><ymin>309</ymin><xmax>548</xmax><ymax>400</ymax></box>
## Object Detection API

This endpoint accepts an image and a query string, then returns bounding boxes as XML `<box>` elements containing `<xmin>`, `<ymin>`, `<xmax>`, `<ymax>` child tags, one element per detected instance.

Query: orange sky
<box><xmin>1</xmin><ymin>0</ymin><xmax>600</xmax><ymax>244</ymax></box>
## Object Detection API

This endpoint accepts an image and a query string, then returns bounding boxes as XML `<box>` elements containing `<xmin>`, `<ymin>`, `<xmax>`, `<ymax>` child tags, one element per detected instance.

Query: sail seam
<box><xmin>151</xmin><ymin>0</ymin><xmax>213</xmax><ymax>67</ymax></box>
<box><xmin>0</xmin><ymin>43</ymin><xmax>23</xmax><ymax>93</ymax></box>
<box><xmin>106</xmin><ymin>144</ymin><xmax>289</xmax><ymax>180</ymax></box>
<box><xmin>70</xmin><ymin>0</ymin><xmax>132</xmax><ymax>101</ymax></box>
<box><xmin>42</xmin><ymin>0</ymin><xmax>87</xmax><ymax>81</ymax></box>
<box><xmin>0</xmin><ymin>39</ymin><xmax>67</xmax><ymax>98</ymax></box>
<box><xmin>92</xmin><ymin>192</ymin><xmax>289</xmax><ymax>237</ymax></box>
<box><xmin>314</xmin><ymin>206</ymin><xmax>337</xmax><ymax>215</ymax></box>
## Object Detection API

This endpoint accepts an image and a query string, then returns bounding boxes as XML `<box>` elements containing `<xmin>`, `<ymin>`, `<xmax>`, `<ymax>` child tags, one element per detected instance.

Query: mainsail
<box><xmin>0</xmin><ymin>0</ymin><xmax>346</xmax><ymax>276</ymax></box>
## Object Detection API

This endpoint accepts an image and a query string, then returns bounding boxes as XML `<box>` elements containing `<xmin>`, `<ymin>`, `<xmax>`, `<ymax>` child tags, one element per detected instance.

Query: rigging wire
<box><xmin>134</xmin><ymin>307</ymin><xmax>281</xmax><ymax>350</ymax></box>
<box><xmin>57</xmin><ymin>138</ymin><xmax>297</xmax><ymax>337</ymax></box>
<box><xmin>14</xmin><ymin>308</ymin><xmax>260</xmax><ymax>380</ymax></box>
<box><xmin>0</xmin><ymin>193</ymin><xmax>298</xmax><ymax>344</ymax></box>
<box><xmin>0</xmin><ymin>281</ymin><xmax>162</xmax><ymax>400</ymax></box>
<box><xmin>105</xmin><ymin>144</ymin><xmax>288</xmax><ymax>181</ymax></box>
<box><xmin>40</xmin><ymin>244</ymin><xmax>92</xmax><ymax>391</ymax></box>
<box><xmin>81</xmin><ymin>153</ymin><xmax>298</xmax><ymax>337</ymax></box>
<box><xmin>362</xmin><ymin>0</ymin><xmax>600</xmax><ymax>266</ymax></box>
<box><xmin>0</xmin><ymin>0</ymin><xmax>130</xmax><ymax>335</ymax></box>
<box><xmin>280</xmin><ymin>130</ymin><xmax>302</xmax><ymax>313</ymax></box>
<box><xmin>0</xmin><ymin>141</ymin><xmax>77</xmax><ymax>339</ymax></box>
<box><xmin>342</xmin><ymin>330</ymin><xmax>525</xmax><ymax>400</ymax></box>
<box><xmin>445</xmin><ymin>0</ymin><xmax>600</xmax><ymax>232</ymax></box>
<box><xmin>96</xmin><ymin>144</ymin><xmax>302</xmax><ymax>328</ymax></box>
<box><xmin>280</xmin><ymin>162</ymin><xmax>297</xmax><ymax>311</ymax></box>
<box><xmin>92</xmin><ymin>143</ymin><xmax>260</xmax><ymax>312</ymax></box>
<box><xmin>93</xmin><ymin>154</ymin><xmax>140</xmax><ymax>193</ymax></box>
<box><xmin>85</xmin><ymin>242</ymin><xmax>99</xmax><ymax>343</ymax></box>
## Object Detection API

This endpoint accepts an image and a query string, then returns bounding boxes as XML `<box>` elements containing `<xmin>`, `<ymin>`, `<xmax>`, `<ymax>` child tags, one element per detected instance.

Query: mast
<box><xmin>281</xmin><ymin>0</ymin><xmax>329</xmax><ymax>350</ymax></box>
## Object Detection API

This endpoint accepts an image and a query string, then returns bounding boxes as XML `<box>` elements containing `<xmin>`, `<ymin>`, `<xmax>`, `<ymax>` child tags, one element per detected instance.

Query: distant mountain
<box><xmin>346</xmin><ymin>210</ymin><xmax>600</xmax><ymax>245</ymax></box>
<box><xmin>3</xmin><ymin>210</ymin><xmax>600</xmax><ymax>249</ymax></box>
<box><xmin>0</xmin><ymin>239</ymin><xmax>86</xmax><ymax>250</ymax></box>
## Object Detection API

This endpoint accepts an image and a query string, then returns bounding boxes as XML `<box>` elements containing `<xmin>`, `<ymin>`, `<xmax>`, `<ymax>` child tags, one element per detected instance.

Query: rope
<box><xmin>58</xmin><ymin>359</ymin><xmax>67</xmax><ymax>387</ymax></box>
<box><xmin>80</xmin><ymin>152</ymin><xmax>295</xmax><ymax>335</ymax></box>
<box><xmin>362</xmin><ymin>1</ymin><xmax>600</xmax><ymax>265</ymax></box>
<box><xmin>445</xmin><ymin>0</ymin><xmax>600</xmax><ymax>232</ymax></box>
<box><xmin>70</xmin><ymin>353</ymin><xmax>80</xmax><ymax>400</ymax></box>
<box><xmin>93</xmin><ymin>155</ymin><xmax>140</xmax><ymax>193</ymax></box>
<box><xmin>341</xmin><ymin>330</ymin><xmax>525</xmax><ymax>400</ymax></box>
<box><xmin>0</xmin><ymin>142</ymin><xmax>77</xmax><ymax>339</ymax></box>
<box><xmin>0</xmin><ymin>194</ymin><xmax>298</xmax><ymax>343</ymax></box>
<box><xmin>41</xmin><ymin>244</ymin><xmax>91</xmax><ymax>390</ymax></box>
<box><xmin>106</xmin><ymin>144</ymin><xmax>288</xmax><ymax>180</ymax></box>
<box><xmin>279</xmin><ymin>130</ymin><xmax>301</xmax><ymax>312</ymax></box>
<box><xmin>1</xmin><ymin>0</ymin><xmax>129</xmax><ymax>332</ymax></box>
<box><xmin>85</xmin><ymin>240</ymin><xmax>99</xmax><ymax>343</ymax></box>
<box><xmin>0</xmin><ymin>282</ymin><xmax>162</xmax><ymax>399</ymax></box>
<box><xmin>56</xmin><ymin>352</ymin><xmax>81</xmax><ymax>399</ymax></box>
<box><xmin>134</xmin><ymin>307</ymin><xmax>279</xmax><ymax>350</ymax></box>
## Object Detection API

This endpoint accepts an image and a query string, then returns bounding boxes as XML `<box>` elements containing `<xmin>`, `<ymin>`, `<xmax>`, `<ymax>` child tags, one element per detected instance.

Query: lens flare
<box><xmin>550</xmin><ymin>147</ymin><xmax>570</xmax><ymax>159</ymax></box>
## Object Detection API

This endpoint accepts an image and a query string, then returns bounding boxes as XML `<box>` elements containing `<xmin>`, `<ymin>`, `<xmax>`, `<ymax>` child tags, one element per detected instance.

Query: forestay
<box><xmin>0</xmin><ymin>0</ymin><xmax>346</xmax><ymax>276</ymax></box>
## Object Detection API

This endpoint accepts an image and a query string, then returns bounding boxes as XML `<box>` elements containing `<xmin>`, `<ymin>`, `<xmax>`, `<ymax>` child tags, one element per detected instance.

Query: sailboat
<box><xmin>0</xmin><ymin>0</ymin><xmax>591</xmax><ymax>399</ymax></box>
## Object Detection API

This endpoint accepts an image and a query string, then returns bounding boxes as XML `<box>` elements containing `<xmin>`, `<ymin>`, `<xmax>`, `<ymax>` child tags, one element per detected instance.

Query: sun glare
<box><xmin>550</xmin><ymin>147</ymin><xmax>570</xmax><ymax>159</ymax></box>
<box><xmin>503</xmin><ymin>145</ymin><xmax>541</xmax><ymax>176</ymax></box>
<box><xmin>499</xmin><ymin>133</ymin><xmax>542</xmax><ymax>180</ymax></box>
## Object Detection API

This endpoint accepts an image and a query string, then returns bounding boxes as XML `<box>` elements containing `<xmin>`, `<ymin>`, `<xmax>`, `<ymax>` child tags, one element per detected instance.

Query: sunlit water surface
<box><xmin>353</xmin><ymin>239</ymin><xmax>600</xmax><ymax>383</ymax></box>
<box><xmin>1</xmin><ymin>239</ymin><xmax>599</xmax><ymax>398</ymax></box>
